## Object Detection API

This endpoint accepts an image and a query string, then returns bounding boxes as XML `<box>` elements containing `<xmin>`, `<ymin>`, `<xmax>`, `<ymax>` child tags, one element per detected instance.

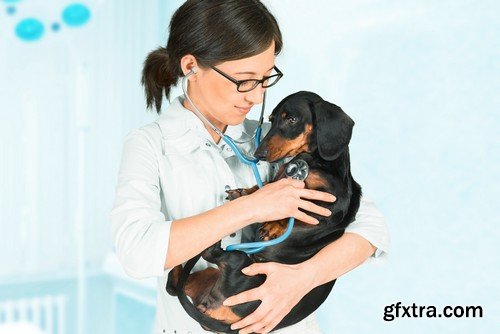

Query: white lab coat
<box><xmin>110</xmin><ymin>96</ymin><xmax>390</xmax><ymax>333</ymax></box>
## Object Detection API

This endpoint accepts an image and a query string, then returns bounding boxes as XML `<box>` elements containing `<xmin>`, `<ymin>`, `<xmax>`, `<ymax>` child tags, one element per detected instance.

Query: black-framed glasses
<box><xmin>210</xmin><ymin>65</ymin><xmax>283</xmax><ymax>92</ymax></box>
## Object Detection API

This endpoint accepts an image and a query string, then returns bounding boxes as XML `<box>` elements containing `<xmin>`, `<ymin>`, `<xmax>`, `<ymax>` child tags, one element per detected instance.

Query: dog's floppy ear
<box><xmin>313</xmin><ymin>101</ymin><xmax>354</xmax><ymax>161</ymax></box>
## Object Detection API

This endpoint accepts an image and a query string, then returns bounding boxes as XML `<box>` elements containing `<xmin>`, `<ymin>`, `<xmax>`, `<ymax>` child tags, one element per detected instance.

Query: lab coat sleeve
<box><xmin>344</xmin><ymin>196</ymin><xmax>390</xmax><ymax>263</ymax></box>
<box><xmin>110</xmin><ymin>129</ymin><xmax>171</xmax><ymax>279</ymax></box>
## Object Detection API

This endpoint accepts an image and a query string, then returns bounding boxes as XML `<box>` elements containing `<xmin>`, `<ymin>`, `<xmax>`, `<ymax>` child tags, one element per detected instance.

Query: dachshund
<box><xmin>166</xmin><ymin>91</ymin><xmax>362</xmax><ymax>333</ymax></box>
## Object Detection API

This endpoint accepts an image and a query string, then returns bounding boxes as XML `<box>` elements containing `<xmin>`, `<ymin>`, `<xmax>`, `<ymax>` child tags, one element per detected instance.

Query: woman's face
<box><xmin>183</xmin><ymin>41</ymin><xmax>276</xmax><ymax>131</ymax></box>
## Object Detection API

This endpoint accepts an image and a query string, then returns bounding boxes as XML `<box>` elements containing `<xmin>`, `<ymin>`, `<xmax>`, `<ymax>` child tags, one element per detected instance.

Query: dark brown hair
<box><xmin>141</xmin><ymin>0</ymin><xmax>283</xmax><ymax>114</ymax></box>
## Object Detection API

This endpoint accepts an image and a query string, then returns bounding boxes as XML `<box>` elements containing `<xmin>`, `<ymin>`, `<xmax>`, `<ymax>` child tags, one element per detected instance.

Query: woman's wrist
<box><xmin>297</xmin><ymin>250</ymin><xmax>343</xmax><ymax>289</ymax></box>
<box><xmin>298</xmin><ymin>233</ymin><xmax>379</xmax><ymax>289</ymax></box>
<box><xmin>296</xmin><ymin>260</ymin><xmax>322</xmax><ymax>291</ymax></box>
<box><xmin>230</xmin><ymin>195</ymin><xmax>258</xmax><ymax>228</ymax></box>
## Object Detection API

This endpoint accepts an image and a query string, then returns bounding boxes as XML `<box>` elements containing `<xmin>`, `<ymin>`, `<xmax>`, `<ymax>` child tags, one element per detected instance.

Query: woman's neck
<box><xmin>182</xmin><ymin>98</ymin><xmax>227</xmax><ymax>144</ymax></box>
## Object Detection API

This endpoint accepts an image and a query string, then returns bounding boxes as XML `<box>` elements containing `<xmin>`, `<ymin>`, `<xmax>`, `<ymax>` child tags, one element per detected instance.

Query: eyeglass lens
<box><xmin>238</xmin><ymin>74</ymin><xmax>281</xmax><ymax>92</ymax></box>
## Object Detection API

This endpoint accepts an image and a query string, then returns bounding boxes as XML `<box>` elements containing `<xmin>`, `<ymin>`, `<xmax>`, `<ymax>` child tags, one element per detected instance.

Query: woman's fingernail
<box><xmin>223</xmin><ymin>299</ymin><xmax>230</xmax><ymax>306</ymax></box>
<box><xmin>242</xmin><ymin>267</ymin><xmax>249</xmax><ymax>274</ymax></box>
<box><xmin>331</xmin><ymin>195</ymin><xmax>336</xmax><ymax>201</ymax></box>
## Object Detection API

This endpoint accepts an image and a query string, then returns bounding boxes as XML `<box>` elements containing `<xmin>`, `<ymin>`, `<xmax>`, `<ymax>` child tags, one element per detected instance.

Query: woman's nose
<box><xmin>244</xmin><ymin>85</ymin><xmax>266</xmax><ymax>105</ymax></box>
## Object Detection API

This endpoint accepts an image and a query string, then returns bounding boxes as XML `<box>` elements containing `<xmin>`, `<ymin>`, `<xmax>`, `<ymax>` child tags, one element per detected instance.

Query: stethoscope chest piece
<box><xmin>285</xmin><ymin>159</ymin><xmax>309</xmax><ymax>181</ymax></box>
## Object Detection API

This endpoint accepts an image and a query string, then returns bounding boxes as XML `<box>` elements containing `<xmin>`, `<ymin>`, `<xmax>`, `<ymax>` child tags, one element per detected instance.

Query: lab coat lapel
<box><xmin>156</xmin><ymin>96</ymin><xmax>249</xmax><ymax>157</ymax></box>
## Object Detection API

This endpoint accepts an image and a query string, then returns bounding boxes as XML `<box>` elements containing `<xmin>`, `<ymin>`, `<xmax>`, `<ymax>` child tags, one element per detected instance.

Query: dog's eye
<box><xmin>286</xmin><ymin>116</ymin><xmax>297</xmax><ymax>124</ymax></box>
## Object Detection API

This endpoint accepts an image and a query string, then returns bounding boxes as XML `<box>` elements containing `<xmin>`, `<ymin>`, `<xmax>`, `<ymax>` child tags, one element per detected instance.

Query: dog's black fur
<box><xmin>166</xmin><ymin>91</ymin><xmax>362</xmax><ymax>333</ymax></box>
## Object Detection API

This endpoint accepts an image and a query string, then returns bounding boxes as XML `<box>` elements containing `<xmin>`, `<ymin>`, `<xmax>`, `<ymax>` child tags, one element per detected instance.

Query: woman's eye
<box><xmin>287</xmin><ymin>116</ymin><xmax>297</xmax><ymax>124</ymax></box>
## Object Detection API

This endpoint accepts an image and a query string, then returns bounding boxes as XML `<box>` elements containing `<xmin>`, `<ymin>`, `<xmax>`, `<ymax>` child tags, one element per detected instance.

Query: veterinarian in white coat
<box><xmin>110</xmin><ymin>1</ymin><xmax>390</xmax><ymax>333</ymax></box>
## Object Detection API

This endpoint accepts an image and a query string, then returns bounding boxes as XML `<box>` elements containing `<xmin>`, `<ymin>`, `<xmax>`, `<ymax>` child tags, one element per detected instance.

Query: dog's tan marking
<box><xmin>202</xmin><ymin>305</ymin><xmax>242</xmax><ymax>324</ymax></box>
<box><xmin>259</xmin><ymin>218</ymin><xmax>289</xmax><ymax>240</ymax></box>
<box><xmin>184</xmin><ymin>267</ymin><xmax>220</xmax><ymax>300</ymax></box>
<box><xmin>305</xmin><ymin>170</ymin><xmax>329</xmax><ymax>190</ymax></box>
<box><xmin>267</xmin><ymin>124</ymin><xmax>313</xmax><ymax>161</ymax></box>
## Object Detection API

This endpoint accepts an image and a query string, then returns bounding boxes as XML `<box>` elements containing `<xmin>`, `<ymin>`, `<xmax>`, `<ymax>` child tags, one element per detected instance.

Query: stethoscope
<box><xmin>182</xmin><ymin>68</ymin><xmax>309</xmax><ymax>254</ymax></box>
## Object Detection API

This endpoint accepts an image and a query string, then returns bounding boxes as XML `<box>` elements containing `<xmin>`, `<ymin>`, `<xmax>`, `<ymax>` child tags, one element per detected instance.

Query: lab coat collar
<box><xmin>156</xmin><ymin>95</ymin><xmax>250</xmax><ymax>155</ymax></box>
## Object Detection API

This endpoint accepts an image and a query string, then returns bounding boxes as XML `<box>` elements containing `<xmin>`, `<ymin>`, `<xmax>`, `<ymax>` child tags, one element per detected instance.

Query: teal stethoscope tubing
<box><xmin>182</xmin><ymin>70</ymin><xmax>295</xmax><ymax>254</ymax></box>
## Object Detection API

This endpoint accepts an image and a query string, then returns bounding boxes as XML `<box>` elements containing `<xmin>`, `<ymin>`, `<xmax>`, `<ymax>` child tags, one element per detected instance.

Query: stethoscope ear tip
<box><xmin>183</xmin><ymin>67</ymin><xmax>198</xmax><ymax>78</ymax></box>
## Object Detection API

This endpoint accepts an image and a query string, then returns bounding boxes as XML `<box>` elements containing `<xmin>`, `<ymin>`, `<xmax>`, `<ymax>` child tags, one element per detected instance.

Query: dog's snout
<box><xmin>254</xmin><ymin>146</ymin><xmax>268</xmax><ymax>160</ymax></box>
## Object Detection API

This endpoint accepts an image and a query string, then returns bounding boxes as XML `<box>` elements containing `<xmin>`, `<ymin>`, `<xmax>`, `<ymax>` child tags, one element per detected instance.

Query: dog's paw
<box><xmin>258</xmin><ymin>220</ymin><xmax>288</xmax><ymax>241</ymax></box>
<box><xmin>225</xmin><ymin>188</ymin><xmax>247</xmax><ymax>201</ymax></box>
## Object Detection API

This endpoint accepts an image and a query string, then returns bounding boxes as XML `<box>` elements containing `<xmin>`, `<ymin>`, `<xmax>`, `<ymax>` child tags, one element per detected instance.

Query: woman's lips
<box><xmin>235</xmin><ymin>106</ymin><xmax>252</xmax><ymax>114</ymax></box>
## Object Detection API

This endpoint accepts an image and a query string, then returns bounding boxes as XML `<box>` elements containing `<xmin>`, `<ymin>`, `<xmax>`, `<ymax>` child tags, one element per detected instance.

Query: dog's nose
<box><xmin>254</xmin><ymin>147</ymin><xmax>268</xmax><ymax>160</ymax></box>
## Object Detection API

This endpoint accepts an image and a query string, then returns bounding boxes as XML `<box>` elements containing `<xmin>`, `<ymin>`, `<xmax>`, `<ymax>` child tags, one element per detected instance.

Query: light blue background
<box><xmin>0</xmin><ymin>0</ymin><xmax>498</xmax><ymax>333</ymax></box>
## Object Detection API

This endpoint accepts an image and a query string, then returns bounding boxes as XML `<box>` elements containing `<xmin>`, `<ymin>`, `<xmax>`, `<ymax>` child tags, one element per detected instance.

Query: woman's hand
<box><xmin>222</xmin><ymin>261</ymin><xmax>315</xmax><ymax>334</ymax></box>
<box><xmin>245</xmin><ymin>178</ymin><xmax>336</xmax><ymax>225</ymax></box>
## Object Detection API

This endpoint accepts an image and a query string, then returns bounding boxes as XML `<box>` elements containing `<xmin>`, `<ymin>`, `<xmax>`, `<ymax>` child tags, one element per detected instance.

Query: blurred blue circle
<box><xmin>3</xmin><ymin>0</ymin><xmax>22</xmax><ymax>3</ymax></box>
<box><xmin>15</xmin><ymin>18</ymin><xmax>44</xmax><ymax>41</ymax></box>
<box><xmin>62</xmin><ymin>3</ymin><xmax>91</xmax><ymax>27</ymax></box>
<box><xmin>51</xmin><ymin>22</ymin><xmax>61</xmax><ymax>32</ymax></box>
<box><xmin>6</xmin><ymin>6</ymin><xmax>16</xmax><ymax>15</ymax></box>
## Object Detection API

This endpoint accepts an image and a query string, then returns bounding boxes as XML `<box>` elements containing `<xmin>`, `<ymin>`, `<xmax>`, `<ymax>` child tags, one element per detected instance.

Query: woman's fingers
<box><xmin>299</xmin><ymin>198</ymin><xmax>332</xmax><ymax>217</ymax></box>
<box><xmin>283</xmin><ymin>180</ymin><xmax>336</xmax><ymax>221</ymax></box>
<box><xmin>223</xmin><ymin>287</ymin><xmax>261</xmax><ymax>306</ymax></box>
<box><xmin>251</xmin><ymin>178</ymin><xmax>337</xmax><ymax>224</ymax></box>
<box><xmin>285</xmin><ymin>178</ymin><xmax>306</xmax><ymax>188</ymax></box>
<box><xmin>298</xmin><ymin>188</ymin><xmax>336</xmax><ymax>203</ymax></box>
<box><xmin>294</xmin><ymin>210</ymin><xmax>319</xmax><ymax>225</ymax></box>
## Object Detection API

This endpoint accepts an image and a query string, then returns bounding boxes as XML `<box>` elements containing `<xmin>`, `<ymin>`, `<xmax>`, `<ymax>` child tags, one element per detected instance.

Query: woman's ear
<box><xmin>180</xmin><ymin>54</ymin><xmax>199</xmax><ymax>76</ymax></box>
<box><xmin>313</xmin><ymin>101</ymin><xmax>355</xmax><ymax>161</ymax></box>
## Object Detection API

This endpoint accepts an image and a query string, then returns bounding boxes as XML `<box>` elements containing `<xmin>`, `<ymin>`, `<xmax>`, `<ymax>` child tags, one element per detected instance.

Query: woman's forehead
<box><xmin>217</xmin><ymin>42</ymin><xmax>276</xmax><ymax>74</ymax></box>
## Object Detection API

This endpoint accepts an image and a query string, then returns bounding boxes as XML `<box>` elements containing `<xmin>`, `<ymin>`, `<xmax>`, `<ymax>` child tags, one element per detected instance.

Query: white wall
<box><xmin>0</xmin><ymin>0</ymin><xmax>168</xmax><ymax>278</ymax></box>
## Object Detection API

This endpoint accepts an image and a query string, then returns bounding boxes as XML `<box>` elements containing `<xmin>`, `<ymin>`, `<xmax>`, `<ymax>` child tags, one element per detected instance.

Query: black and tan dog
<box><xmin>167</xmin><ymin>91</ymin><xmax>362</xmax><ymax>333</ymax></box>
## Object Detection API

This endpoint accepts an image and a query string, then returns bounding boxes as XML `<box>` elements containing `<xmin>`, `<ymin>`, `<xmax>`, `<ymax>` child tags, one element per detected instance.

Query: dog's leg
<box><xmin>225</xmin><ymin>161</ymin><xmax>290</xmax><ymax>201</ymax></box>
<box><xmin>225</xmin><ymin>185</ymin><xmax>261</xmax><ymax>200</ymax></box>
<box><xmin>196</xmin><ymin>242</ymin><xmax>265</xmax><ymax>324</ymax></box>
<box><xmin>258</xmin><ymin>218</ymin><xmax>291</xmax><ymax>241</ymax></box>
<box><xmin>166</xmin><ymin>265</ymin><xmax>183</xmax><ymax>296</ymax></box>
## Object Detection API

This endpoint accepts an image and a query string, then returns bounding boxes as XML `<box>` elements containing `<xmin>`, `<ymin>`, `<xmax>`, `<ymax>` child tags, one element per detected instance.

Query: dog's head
<box><xmin>255</xmin><ymin>91</ymin><xmax>354</xmax><ymax>162</ymax></box>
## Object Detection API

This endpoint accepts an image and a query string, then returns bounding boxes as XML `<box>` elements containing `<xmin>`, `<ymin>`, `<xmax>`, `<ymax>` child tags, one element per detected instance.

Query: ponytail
<box><xmin>141</xmin><ymin>47</ymin><xmax>181</xmax><ymax>114</ymax></box>
<box><xmin>141</xmin><ymin>0</ymin><xmax>283</xmax><ymax>114</ymax></box>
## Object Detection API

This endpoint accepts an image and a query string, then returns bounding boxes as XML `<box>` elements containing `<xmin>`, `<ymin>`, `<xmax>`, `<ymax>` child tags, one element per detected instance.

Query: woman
<box><xmin>110</xmin><ymin>1</ymin><xmax>389</xmax><ymax>333</ymax></box>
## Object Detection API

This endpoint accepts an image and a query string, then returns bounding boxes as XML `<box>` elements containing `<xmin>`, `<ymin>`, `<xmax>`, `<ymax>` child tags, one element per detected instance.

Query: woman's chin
<box><xmin>227</xmin><ymin>115</ymin><xmax>247</xmax><ymax>125</ymax></box>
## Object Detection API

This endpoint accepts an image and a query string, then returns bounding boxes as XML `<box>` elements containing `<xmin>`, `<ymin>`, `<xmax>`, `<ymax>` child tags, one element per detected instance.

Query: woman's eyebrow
<box><xmin>235</xmin><ymin>66</ymin><xmax>275</xmax><ymax>75</ymax></box>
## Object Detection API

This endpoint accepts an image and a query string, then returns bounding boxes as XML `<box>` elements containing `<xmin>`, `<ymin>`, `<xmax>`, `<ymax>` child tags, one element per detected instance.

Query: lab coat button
<box><xmin>226</xmin><ymin>147</ymin><xmax>232</xmax><ymax>151</ymax></box>
<box><xmin>225</xmin><ymin>185</ymin><xmax>231</xmax><ymax>191</ymax></box>
<box><xmin>205</xmin><ymin>142</ymin><xmax>211</xmax><ymax>147</ymax></box>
